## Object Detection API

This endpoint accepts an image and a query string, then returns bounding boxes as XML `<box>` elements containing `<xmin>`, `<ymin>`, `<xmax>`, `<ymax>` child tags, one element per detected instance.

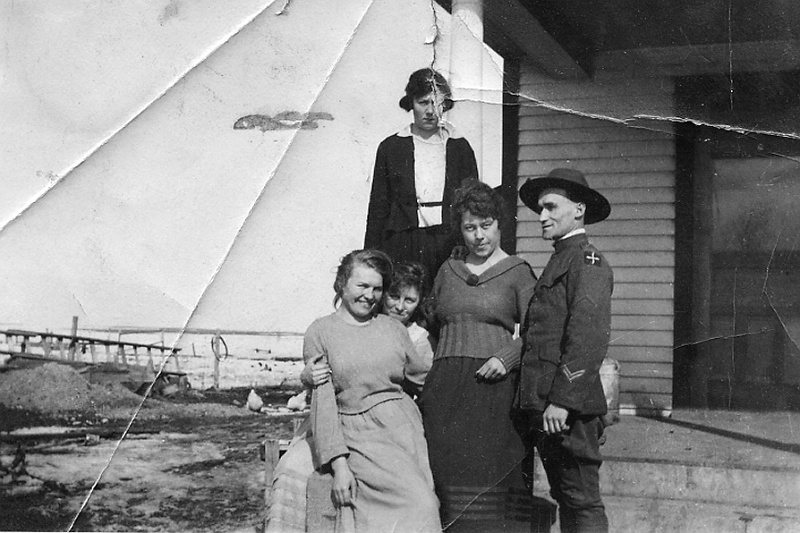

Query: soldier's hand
<box><xmin>543</xmin><ymin>403</ymin><xmax>570</xmax><ymax>434</ymax></box>
<box><xmin>475</xmin><ymin>357</ymin><xmax>507</xmax><ymax>382</ymax></box>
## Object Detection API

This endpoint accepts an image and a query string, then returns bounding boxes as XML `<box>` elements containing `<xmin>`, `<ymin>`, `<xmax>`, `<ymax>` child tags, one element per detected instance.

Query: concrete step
<box><xmin>524</xmin><ymin>411</ymin><xmax>800</xmax><ymax>531</ymax></box>
<box><xmin>532</xmin><ymin>456</ymin><xmax>800</xmax><ymax>510</ymax></box>
<box><xmin>602</xmin><ymin>458</ymin><xmax>800</xmax><ymax>510</ymax></box>
<box><xmin>508</xmin><ymin>492</ymin><xmax>800</xmax><ymax>533</ymax></box>
<box><xmin>530</xmin><ymin>451</ymin><xmax>800</xmax><ymax>532</ymax></box>
<box><xmin>602</xmin><ymin>495</ymin><xmax>800</xmax><ymax>533</ymax></box>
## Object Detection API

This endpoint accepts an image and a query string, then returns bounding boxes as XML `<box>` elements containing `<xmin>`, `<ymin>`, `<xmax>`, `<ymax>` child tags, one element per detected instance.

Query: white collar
<box><xmin>396</xmin><ymin>121</ymin><xmax>462</xmax><ymax>140</ymax></box>
<box><xmin>558</xmin><ymin>228</ymin><xmax>586</xmax><ymax>241</ymax></box>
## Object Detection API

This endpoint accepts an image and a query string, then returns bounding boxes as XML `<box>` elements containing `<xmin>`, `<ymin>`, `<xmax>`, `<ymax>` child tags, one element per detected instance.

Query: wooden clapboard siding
<box><xmin>609</xmin><ymin>346</ymin><xmax>673</xmax><ymax>363</ymax></box>
<box><xmin>583</xmin><ymin>219</ymin><xmax>675</xmax><ymax>235</ymax></box>
<box><xmin>519</xmin><ymin>220</ymin><xmax>674</xmax><ymax>237</ymax></box>
<box><xmin>519</xmin><ymin>251</ymin><xmax>674</xmax><ymax>268</ymax></box>
<box><xmin>519</xmin><ymin>140</ymin><xmax>674</xmax><ymax>160</ymax></box>
<box><xmin>520</xmin><ymin>127</ymin><xmax>673</xmax><ymax>145</ymax></box>
<box><xmin>613</xmin><ymin>299</ymin><xmax>673</xmax><ymax>315</ymax></box>
<box><xmin>613</xmin><ymin>283</ymin><xmax>673</xmax><ymax>300</ymax></box>
<box><xmin>520</xmin><ymin>113</ymin><xmax>615</xmax><ymax>130</ymax></box>
<box><xmin>603</xmin><ymin>188</ymin><xmax>675</xmax><ymax>204</ymax></box>
<box><xmin>613</xmin><ymin>268</ymin><xmax>674</xmax><ymax>283</ymax></box>
<box><xmin>519</xmin><ymin>187</ymin><xmax>675</xmax><ymax>208</ymax></box>
<box><xmin>518</xmin><ymin>204</ymin><xmax>674</xmax><ymax>222</ymax></box>
<box><xmin>619</xmin><ymin>362</ymin><xmax>674</xmax><ymax>379</ymax></box>
<box><xmin>516</xmin><ymin>63</ymin><xmax>677</xmax><ymax>413</ymax></box>
<box><xmin>519</xmin><ymin>220</ymin><xmax>675</xmax><ymax>237</ymax></box>
<box><xmin>517</xmin><ymin>236</ymin><xmax>671</xmax><ymax>253</ymax></box>
<box><xmin>612</xmin><ymin>315</ymin><xmax>674</xmax><ymax>331</ymax></box>
<box><xmin>519</xmin><ymin>158</ymin><xmax>676</xmax><ymax>175</ymax></box>
<box><xmin>582</xmin><ymin>236</ymin><xmax>673</xmax><ymax>251</ymax></box>
<box><xmin>611</xmin><ymin>330</ymin><xmax>673</xmax><ymax>347</ymax></box>
<box><xmin>612</xmin><ymin>252</ymin><xmax>673</xmax><ymax>267</ymax></box>
<box><xmin>585</xmin><ymin>173</ymin><xmax>676</xmax><ymax>189</ymax></box>
<box><xmin>606</xmin><ymin>204</ymin><xmax>675</xmax><ymax>221</ymax></box>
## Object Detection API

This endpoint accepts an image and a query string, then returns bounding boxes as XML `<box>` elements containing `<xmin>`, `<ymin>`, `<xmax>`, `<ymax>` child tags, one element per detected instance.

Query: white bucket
<box><xmin>599</xmin><ymin>357</ymin><xmax>620</xmax><ymax>425</ymax></box>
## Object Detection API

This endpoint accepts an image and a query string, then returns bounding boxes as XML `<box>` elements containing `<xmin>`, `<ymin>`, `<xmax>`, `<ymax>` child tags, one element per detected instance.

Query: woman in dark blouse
<box><xmin>364</xmin><ymin>68</ymin><xmax>478</xmax><ymax>280</ymax></box>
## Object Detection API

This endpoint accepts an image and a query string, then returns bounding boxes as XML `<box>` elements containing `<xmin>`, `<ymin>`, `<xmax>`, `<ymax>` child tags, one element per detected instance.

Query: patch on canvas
<box><xmin>584</xmin><ymin>251</ymin><xmax>601</xmax><ymax>266</ymax></box>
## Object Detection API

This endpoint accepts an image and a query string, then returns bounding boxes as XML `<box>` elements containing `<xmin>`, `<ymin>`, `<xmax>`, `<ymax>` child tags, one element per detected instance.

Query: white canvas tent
<box><xmin>0</xmin><ymin>0</ymin><xmax>503</xmax><ymax>347</ymax></box>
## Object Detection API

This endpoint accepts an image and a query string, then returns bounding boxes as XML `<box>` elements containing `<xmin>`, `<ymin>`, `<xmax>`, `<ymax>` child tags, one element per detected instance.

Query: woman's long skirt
<box><xmin>420</xmin><ymin>357</ymin><xmax>531</xmax><ymax>532</ymax></box>
<box><xmin>338</xmin><ymin>394</ymin><xmax>441</xmax><ymax>533</ymax></box>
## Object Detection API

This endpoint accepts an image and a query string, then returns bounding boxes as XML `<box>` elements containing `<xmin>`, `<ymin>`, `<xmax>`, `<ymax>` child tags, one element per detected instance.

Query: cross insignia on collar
<box><xmin>584</xmin><ymin>252</ymin><xmax>601</xmax><ymax>266</ymax></box>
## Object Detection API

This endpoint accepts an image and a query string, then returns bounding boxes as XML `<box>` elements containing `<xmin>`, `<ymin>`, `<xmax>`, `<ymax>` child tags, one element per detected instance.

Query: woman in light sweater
<box><xmin>304</xmin><ymin>249</ymin><xmax>439</xmax><ymax>533</ymax></box>
<box><xmin>265</xmin><ymin>257</ymin><xmax>436</xmax><ymax>533</ymax></box>
<box><xmin>420</xmin><ymin>180</ymin><xmax>537</xmax><ymax>532</ymax></box>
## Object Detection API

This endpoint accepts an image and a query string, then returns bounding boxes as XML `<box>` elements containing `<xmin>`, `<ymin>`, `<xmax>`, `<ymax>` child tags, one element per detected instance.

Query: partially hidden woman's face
<box><xmin>383</xmin><ymin>286</ymin><xmax>421</xmax><ymax>326</ymax></box>
<box><xmin>461</xmin><ymin>211</ymin><xmax>501</xmax><ymax>259</ymax></box>
<box><xmin>340</xmin><ymin>264</ymin><xmax>384</xmax><ymax>322</ymax></box>
<box><xmin>412</xmin><ymin>91</ymin><xmax>445</xmax><ymax>132</ymax></box>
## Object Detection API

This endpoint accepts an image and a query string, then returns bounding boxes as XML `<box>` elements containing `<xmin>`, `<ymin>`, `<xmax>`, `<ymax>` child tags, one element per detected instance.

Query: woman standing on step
<box><xmin>364</xmin><ymin>68</ymin><xmax>479</xmax><ymax>282</ymax></box>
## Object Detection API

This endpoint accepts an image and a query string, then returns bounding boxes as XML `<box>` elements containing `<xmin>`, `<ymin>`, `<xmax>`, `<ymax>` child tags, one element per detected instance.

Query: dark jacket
<box><xmin>518</xmin><ymin>233</ymin><xmax>613</xmax><ymax>415</ymax></box>
<box><xmin>363</xmin><ymin>133</ymin><xmax>478</xmax><ymax>249</ymax></box>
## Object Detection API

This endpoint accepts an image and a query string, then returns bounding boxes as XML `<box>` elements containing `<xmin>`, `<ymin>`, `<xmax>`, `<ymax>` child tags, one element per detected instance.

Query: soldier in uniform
<box><xmin>516</xmin><ymin>168</ymin><xmax>613</xmax><ymax>533</ymax></box>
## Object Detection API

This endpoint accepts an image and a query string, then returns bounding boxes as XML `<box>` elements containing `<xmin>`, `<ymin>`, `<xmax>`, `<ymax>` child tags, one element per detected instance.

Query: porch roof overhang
<box><xmin>595</xmin><ymin>40</ymin><xmax>800</xmax><ymax>76</ymax></box>
<box><xmin>472</xmin><ymin>0</ymin><xmax>800</xmax><ymax>78</ymax></box>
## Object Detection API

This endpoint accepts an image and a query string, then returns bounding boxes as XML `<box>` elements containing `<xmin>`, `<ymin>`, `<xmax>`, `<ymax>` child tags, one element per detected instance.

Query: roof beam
<box><xmin>485</xmin><ymin>0</ymin><xmax>587</xmax><ymax>79</ymax></box>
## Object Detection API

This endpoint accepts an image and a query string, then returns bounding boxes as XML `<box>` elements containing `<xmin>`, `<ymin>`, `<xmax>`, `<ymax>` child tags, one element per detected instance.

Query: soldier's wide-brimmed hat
<box><xmin>519</xmin><ymin>168</ymin><xmax>611</xmax><ymax>224</ymax></box>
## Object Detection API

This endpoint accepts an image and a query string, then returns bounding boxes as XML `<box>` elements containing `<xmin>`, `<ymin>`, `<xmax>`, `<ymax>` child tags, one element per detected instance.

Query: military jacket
<box><xmin>518</xmin><ymin>233</ymin><xmax>613</xmax><ymax>415</ymax></box>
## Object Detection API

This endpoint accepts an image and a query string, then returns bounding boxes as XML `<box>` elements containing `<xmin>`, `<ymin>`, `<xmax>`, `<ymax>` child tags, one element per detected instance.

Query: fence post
<box><xmin>68</xmin><ymin>316</ymin><xmax>78</xmax><ymax>361</ymax></box>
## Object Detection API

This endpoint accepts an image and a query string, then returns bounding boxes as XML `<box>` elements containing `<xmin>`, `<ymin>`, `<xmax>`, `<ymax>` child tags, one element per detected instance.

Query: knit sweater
<box><xmin>431</xmin><ymin>256</ymin><xmax>537</xmax><ymax>370</ymax></box>
<box><xmin>304</xmin><ymin>313</ymin><xmax>428</xmax><ymax>466</ymax></box>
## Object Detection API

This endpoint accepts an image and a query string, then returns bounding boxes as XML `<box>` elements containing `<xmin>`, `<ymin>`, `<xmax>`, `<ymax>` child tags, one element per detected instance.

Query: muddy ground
<box><xmin>0</xmin><ymin>386</ymin><xmax>301</xmax><ymax>532</ymax></box>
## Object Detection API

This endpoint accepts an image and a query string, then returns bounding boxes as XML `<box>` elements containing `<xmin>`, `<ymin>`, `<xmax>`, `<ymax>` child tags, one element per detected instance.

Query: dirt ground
<box><xmin>0</xmin><ymin>366</ymin><xmax>302</xmax><ymax>532</ymax></box>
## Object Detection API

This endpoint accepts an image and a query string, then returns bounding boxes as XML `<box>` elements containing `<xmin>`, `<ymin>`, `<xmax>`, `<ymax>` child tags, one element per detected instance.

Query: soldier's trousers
<box><xmin>521</xmin><ymin>413</ymin><xmax>608</xmax><ymax>533</ymax></box>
